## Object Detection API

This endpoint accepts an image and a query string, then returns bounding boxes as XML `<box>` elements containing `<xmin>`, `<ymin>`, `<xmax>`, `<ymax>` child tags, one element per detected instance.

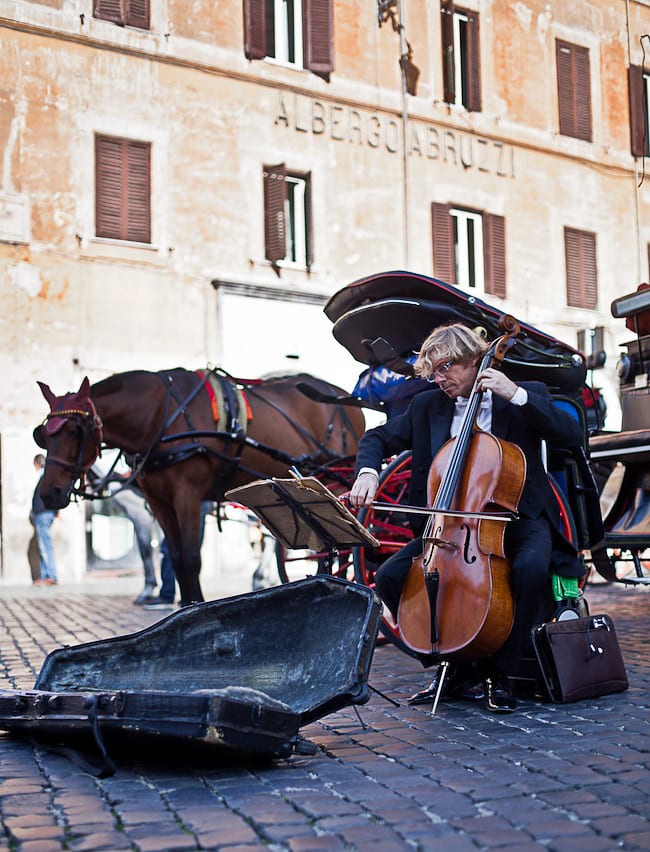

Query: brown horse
<box><xmin>33</xmin><ymin>368</ymin><xmax>365</xmax><ymax>605</ymax></box>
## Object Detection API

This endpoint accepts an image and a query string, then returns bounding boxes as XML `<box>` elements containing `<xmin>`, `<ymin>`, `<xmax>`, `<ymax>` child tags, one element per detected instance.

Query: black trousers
<box><xmin>374</xmin><ymin>515</ymin><xmax>554</xmax><ymax>676</ymax></box>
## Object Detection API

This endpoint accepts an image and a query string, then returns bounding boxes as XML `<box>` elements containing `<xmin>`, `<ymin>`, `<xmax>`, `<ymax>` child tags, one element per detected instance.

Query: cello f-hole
<box><xmin>460</xmin><ymin>523</ymin><xmax>476</xmax><ymax>564</ymax></box>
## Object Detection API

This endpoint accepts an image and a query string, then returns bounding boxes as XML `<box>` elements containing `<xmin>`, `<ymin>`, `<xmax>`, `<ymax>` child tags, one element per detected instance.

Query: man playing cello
<box><xmin>349</xmin><ymin>323</ymin><xmax>585</xmax><ymax>713</ymax></box>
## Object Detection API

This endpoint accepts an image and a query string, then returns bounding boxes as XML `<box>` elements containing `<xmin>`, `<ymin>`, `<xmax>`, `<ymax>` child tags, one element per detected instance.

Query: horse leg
<box><xmin>146</xmin><ymin>494</ymin><xmax>204</xmax><ymax>606</ymax></box>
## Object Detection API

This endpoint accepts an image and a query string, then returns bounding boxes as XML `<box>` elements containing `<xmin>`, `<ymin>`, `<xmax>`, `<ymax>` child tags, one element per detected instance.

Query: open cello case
<box><xmin>0</xmin><ymin>577</ymin><xmax>381</xmax><ymax>774</ymax></box>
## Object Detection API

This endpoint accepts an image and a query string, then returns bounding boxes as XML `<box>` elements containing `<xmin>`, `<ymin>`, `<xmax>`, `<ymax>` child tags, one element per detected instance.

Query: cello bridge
<box><xmin>423</xmin><ymin>536</ymin><xmax>459</xmax><ymax>553</ymax></box>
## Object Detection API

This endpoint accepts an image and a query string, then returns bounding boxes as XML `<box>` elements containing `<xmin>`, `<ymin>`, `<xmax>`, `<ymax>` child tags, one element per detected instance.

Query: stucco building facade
<box><xmin>1</xmin><ymin>0</ymin><xmax>650</xmax><ymax>584</ymax></box>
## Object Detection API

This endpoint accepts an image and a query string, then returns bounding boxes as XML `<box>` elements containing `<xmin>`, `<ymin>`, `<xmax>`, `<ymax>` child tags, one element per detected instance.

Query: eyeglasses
<box><xmin>432</xmin><ymin>360</ymin><xmax>455</xmax><ymax>378</ymax></box>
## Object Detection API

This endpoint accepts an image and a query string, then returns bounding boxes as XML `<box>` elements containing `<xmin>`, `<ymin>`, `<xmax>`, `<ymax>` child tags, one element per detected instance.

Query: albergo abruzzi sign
<box><xmin>274</xmin><ymin>91</ymin><xmax>515</xmax><ymax>179</ymax></box>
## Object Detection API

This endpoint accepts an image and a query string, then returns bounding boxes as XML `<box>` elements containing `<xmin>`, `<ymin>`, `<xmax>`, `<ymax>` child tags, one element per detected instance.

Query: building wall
<box><xmin>1</xmin><ymin>0</ymin><xmax>649</xmax><ymax>584</ymax></box>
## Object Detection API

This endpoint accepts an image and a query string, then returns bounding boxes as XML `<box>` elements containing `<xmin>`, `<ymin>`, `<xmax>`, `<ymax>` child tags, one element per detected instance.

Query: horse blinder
<box><xmin>33</xmin><ymin>425</ymin><xmax>47</xmax><ymax>449</ymax></box>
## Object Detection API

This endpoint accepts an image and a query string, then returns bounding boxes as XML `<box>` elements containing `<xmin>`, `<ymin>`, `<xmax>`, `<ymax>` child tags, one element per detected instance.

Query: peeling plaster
<box><xmin>513</xmin><ymin>3</ymin><xmax>532</xmax><ymax>30</ymax></box>
<box><xmin>8</xmin><ymin>260</ymin><xmax>41</xmax><ymax>298</ymax></box>
<box><xmin>2</xmin><ymin>99</ymin><xmax>26</xmax><ymax>193</ymax></box>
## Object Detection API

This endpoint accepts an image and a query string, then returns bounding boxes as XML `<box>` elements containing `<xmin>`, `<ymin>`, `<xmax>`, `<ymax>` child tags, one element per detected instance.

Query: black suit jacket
<box><xmin>355</xmin><ymin>381</ymin><xmax>584</xmax><ymax>529</ymax></box>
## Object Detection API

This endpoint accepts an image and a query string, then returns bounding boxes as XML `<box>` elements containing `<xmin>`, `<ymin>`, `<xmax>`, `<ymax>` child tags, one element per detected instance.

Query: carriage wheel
<box><xmin>352</xmin><ymin>451</ymin><xmax>418</xmax><ymax>657</ymax></box>
<box><xmin>548</xmin><ymin>473</ymin><xmax>578</xmax><ymax>548</ymax></box>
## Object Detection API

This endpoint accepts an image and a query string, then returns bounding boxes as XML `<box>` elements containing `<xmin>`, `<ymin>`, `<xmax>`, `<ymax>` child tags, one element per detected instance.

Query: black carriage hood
<box><xmin>325</xmin><ymin>270</ymin><xmax>587</xmax><ymax>394</ymax></box>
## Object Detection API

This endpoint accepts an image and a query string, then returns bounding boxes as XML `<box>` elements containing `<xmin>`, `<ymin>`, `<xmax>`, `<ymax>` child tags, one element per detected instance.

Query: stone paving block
<box><xmin>129</xmin><ymin>829</ymin><xmax>199</xmax><ymax>851</ymax></box>
<box><xmin>546</xmin><ymin>835</ymin><xmax>623</xmax><ymax>852</ymax></box>
<box><xmin>7</xmin><ymin>824</ymin><xmax>67</xmax><ymax>843</ymax></box>
<box><xmin>67</xmin><ymin>830</ymin><xmax>133</xmax><ymax>850</ymax></box>
<box><xmin>621</xmin><ymin>830</ymin><xmax>650</xmax><ymax>849</ymax></box>
<box><xmin>286</xmin><ymin>835</ymin><xmax>347</xmax><ymax>850</ymax></box>
<box><xmin>525</xmin><ymin>817</ymin><xmax>595</xmax><ymax>839</ymax></box>
<box><xmin>591</xmin><ymin>813</ymin><xmax>650</xmax><ymax>836</ymax></box>
<box><xmin>260</xmin><ymin>821</ymin><xmax>318</xmax><ymax>843</ymax></box>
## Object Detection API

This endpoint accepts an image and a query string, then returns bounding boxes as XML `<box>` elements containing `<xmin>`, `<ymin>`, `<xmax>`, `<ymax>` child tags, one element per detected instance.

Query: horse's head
<box><xmin>33</xmin><ymin>377</ymin><xmax>104</xmax><ymax>509</ymax></box>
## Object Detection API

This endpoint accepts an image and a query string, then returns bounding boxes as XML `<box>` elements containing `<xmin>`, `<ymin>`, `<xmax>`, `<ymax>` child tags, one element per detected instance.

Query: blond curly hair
<box><xmin>414</xmin><ymin>323</ymin><xmax>489</xmax><ymax>380</ymax></box>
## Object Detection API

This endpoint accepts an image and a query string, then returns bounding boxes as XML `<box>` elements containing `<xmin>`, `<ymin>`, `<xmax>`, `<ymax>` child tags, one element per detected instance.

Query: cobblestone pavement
<box><xmin>0</xmin><ymin>579</ymin><xmax>648</xmax><ymax>851</ymax></box>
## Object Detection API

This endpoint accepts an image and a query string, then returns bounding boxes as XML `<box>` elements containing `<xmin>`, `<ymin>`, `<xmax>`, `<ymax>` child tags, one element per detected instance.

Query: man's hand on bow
<box><xmin>349</xmin><ymin>471</ymin><xmax>379</xmax><ymax>508</ymax></box>
<box><xmin>476</xmin><ymin>368</ymin><xmax>519</xmax><ymax>401</ymax></box>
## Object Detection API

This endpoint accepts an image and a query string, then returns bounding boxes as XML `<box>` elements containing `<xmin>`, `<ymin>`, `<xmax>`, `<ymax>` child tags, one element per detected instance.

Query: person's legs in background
<box><xmin>34</xmin><ymin>510</ymin><xmax>58</xmax><ymax>584</ymax></box>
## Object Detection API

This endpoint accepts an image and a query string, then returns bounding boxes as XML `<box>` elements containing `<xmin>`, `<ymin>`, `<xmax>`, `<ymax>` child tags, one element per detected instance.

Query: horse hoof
<box><xmin>134</xmin><ymin>587</ymin><xmax>156</xmax><ymax>605</ymax></box>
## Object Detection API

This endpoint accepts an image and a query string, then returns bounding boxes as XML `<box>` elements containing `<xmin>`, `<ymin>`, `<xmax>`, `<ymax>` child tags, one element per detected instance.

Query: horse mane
<box><xmin>90</xmin><ymin>369</ymin><xmax>187</xmax><ymax>395</ymax></box>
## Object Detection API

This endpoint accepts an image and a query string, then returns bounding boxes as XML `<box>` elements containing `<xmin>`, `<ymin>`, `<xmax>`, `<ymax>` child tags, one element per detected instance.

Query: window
<box><xmin>431</xmin><ymin>203</ymin><xmax>505</xmax><ymax>297</ymax></box>
<box><xmin>452</xmin><ymin>208</ymin><xmax>484</xmax><ymax>290</ymax></box>
<box><xmin>564</xmin><ymin>227</ymin><xmax>597</xmax><ymax>309</ymax></box>
<box><xmin>244</xmin><ymin>0</ymin><xmax>334</xmax><ymax>78</ymax></box>
<box><xmin>629</xmin><ymin>66</ymin><xmax>650</xmax><ymax>157</ymax></box>
<box><xmin>440</xmin><ymin>1</ymin><xmax>481</xmax><ymax>111</ymax></box>
<box><xmin>94</xmin><ymin>0</ymin><xmax>150</xmax><ymax>29</ymax></box>
<box><xmin>556</xmin><ymin>40</ymin><xmax>592</xmax><ymax>142</ymax></box>
<box><xmin>95</xmin><ymin>135</ymin><xmax>151</xmax><ymax>243</ymax></box>
<box><xmin>263</xmin><ymin>164</ymin><xmax>312</xmax><ymax>268</ymax></box>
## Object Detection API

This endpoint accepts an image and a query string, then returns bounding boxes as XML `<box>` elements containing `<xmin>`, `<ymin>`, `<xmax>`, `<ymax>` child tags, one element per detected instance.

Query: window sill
<box><xmin>81</xmin><ymin>237</ymin><xmax>169</xmax><ymax>265</ymax></box>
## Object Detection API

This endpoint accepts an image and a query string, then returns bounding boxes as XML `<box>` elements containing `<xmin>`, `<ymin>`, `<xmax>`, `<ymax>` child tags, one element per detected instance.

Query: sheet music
<box><xmin>226</xmin><ymin>477</ymin><xmax>380</xmax><ymax>551</ymax></box>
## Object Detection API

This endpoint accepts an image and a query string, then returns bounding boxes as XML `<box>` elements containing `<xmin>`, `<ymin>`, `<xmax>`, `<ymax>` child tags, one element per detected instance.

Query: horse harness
<box><xmin>34</xmin><ymin>402</ymin><xmax>104</xmax><ymax>491</ymax></box>
<box><xmin>36</xmin><ymin>369</ymin><xmax>355</xmax><ymax>499</ymax></box>
<box><xmin>144</xmin><ymin>368</ymin><xmax>356</xmax><ymax>494</ymax></box>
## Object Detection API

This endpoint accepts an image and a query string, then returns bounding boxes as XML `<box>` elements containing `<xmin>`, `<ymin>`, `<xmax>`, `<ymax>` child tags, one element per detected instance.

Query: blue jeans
<box><xmin>34</xmin><ymin>510</ymin><xmax>58</xmax><ymax>582</ymax></box>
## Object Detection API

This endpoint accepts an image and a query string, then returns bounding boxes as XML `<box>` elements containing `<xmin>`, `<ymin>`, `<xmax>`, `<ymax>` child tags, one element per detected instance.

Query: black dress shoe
<box><xmin>408</xmin><ymin>664</ymin><xmax>479</xmax><ymax>705</ymax></box>
<box><xmin>484</xmin><ymin>674</ymin><xmax>517</xmax><ymax>713</ymax></box>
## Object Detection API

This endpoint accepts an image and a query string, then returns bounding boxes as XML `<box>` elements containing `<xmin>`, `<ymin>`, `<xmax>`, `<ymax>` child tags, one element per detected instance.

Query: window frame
<box><xmin>263</xmin><ymin>163</ymin><xmax>313</xmax><ymax>269</ymax></box>
<box><xmin>440</xmin><ymin>0</ymin><xmax>481</xmax><ymax>112</ymax></box>
<box><xmin>244</xmin><ymin>0</ymin><xmax>334</xmax><ymax>77</ymax></box>
<box><xmin>451</xmin><ymin>207</ymin><xmax>484</xmax><ymax>293</ymax></box>
<box><xmin>431</xmin><ymin>202</ymin><xmax>506</xmax><ymax>298</ymax></box>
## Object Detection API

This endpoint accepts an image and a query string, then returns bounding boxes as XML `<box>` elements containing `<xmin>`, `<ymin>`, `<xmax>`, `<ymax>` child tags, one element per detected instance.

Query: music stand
<box><xmin>226</xmin><ymin>474</ymin><xmax>379</xmax><ymax>574</ymax></box>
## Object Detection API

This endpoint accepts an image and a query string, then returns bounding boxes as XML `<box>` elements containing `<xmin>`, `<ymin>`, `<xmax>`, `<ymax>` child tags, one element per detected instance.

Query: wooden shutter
<box><xmin>94</xmin><ymin>0</ymin><xmax>149</xmax><ymax>28</ymax></box>
<box><xmin>629</xmin><ymin>65</ymin><xmax>647</xmax><ymax>157</ymax></box>
<box><xmin>95</xmin><ymin>136</ymin><xmax>123</xmax><ymax>238</ymax></box>
<box><xmin>125</xmin><ymin>142</ymin><xmax>151</xmax><ymax>243</ymax></box>
<box><xmin>565</xmin><ymin>227</ymin><xmax>597</xmax><ymax>309</ymax></box>
<box><xmin>556</xmin><ymin>40</ymin><xmax>592</xmax><ymax>142</ymax></box>
<box><xmin>465</xmin><ymin>9</ymin><xmax>481</xmax><ymax>112</ymax></box>
<box><xmin>483</xmin><ymin>214</ymin><xmax>506</xmax><ymax>298</ymax></box>
<box><xmin>127</xmin><ymin>0</ymin><xmax>149</xmax><ymax>29</ymax></box>
<box><xmin>264</xmin><ymin>163</ymin><xmax>287</xmax><ymax>263</ymax></box>
<box><xmin>95</xmin><ymin>135</ymin><xmax>151</xmax><ymax>243</ymax></box>
<box><xmin>94</xmin><ymin>0</ymin><xmax>124</xmax><ymax>25</ymax></box>
<box><xmin>244</xmin><ymin>0</ymin><xmax>267</xmax><ymax>60</ymax></box>
<box><xmin>431</xmin><ymin>202</ymin><xmax>455</xmax><ymax>284</ymax></box>
<box><xmin>441</xmin><ymin>0</ymin><xmax>455</xmax><ymax>104</ymax></box>
<box><xmin>303</xmin><ymin>0</ymin><xmax>334</xmax><ymax>76</ymax></box>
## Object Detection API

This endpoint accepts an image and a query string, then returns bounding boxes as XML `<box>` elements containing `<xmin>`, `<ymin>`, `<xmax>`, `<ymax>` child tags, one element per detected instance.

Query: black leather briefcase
<box><xmin>531</xmin><ymin>613</ymin><xmax>628</xmax><ymax>703</ymax></box>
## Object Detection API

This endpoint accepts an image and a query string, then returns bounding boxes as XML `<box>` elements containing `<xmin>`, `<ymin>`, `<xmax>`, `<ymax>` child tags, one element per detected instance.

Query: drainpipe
<box><xmin>397</xmin><ymin>0</ymin><xmax>410</xmax><ymax>268</ymax></box>
<box><xmin>625</xmin><ymin>0</ymin><xmax>642</xmax><ymax>283</ymax></box>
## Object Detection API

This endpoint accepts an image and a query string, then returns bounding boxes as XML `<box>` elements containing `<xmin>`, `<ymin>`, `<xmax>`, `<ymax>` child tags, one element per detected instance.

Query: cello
<box><xmin>397</xmin><ymin>316</ymin><xmax>526</xmax><ymax>664</ymax></box>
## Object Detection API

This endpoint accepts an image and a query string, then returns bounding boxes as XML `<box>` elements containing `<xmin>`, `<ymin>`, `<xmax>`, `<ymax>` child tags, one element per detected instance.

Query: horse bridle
<box><xmin>36</xmin><ymin>403</ymin><xmax>104</xmax><ymax>491</ymax></box>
